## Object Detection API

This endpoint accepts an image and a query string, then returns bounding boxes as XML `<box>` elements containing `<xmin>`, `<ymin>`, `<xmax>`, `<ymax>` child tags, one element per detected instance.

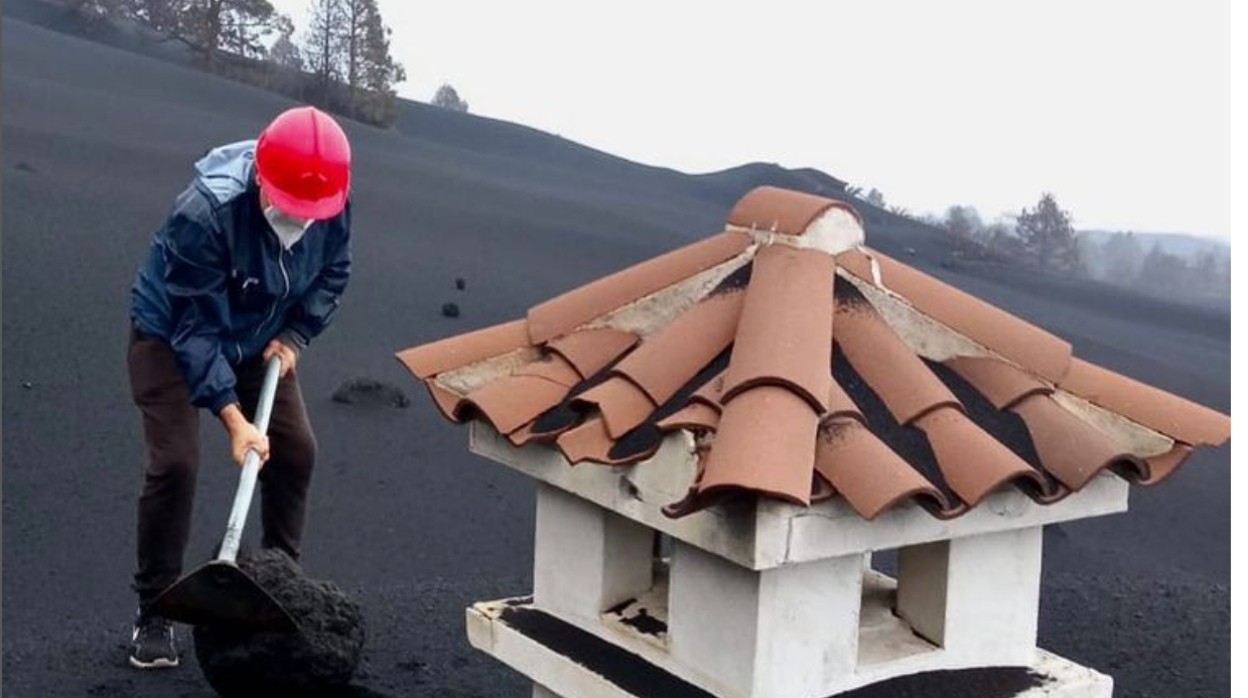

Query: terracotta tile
<box><xmin>546</xmin><ymin>327</ymin><xmax>639</xmax><ymax>378</ymax></box>
<box><xmin>944</xmin><ymin>356</ymin><xmax>1051</xmax><ymax>410</ymax></box>
<box><xmin>721</xmin><ymin>245</ymin><xmax>834</xmax><ymax>411</ymax></box>
<box><xmin>689</xmin><ymin>370</ymin><xmax>727</xmax><ymax>411</ymax></box>
<box><xmin>514</xmin><ymin>353</ymin><xmax>582</xmax><ymax>387</ymax></box>
<box><xmin>839</xmin><ymin>249</ymin><xmax>1072</xmax><ymax>383</ymax></box>
<box><xmin>914</xmin><ymin>407</ymin><xmax>1045</xmax><ymax>506</ymax></box>
<box><xmin>571</xmin><ymin>376</ymin><xmax>658</xmax><ymax>439</ymax></box>
<box><xmin>656</xmin><ymin>403</ymin><xmax>720</xmax><ymax>433</ymax></box>
<box><xmin>396</xmin><ymin>319</ymin><xmax>530</xmax><ymax>379</ymax></box>
<box><xmin>424</xmin><ymin>380</ymin><xmax>468</xmax><ymax>423</ymax></box>
<box><xmin>835</xmin><ymin>248</ymin><xmax>873</xmax><ymax>282</ymax></box>
<box><xmin>835</xmin><ymin>291</ymin><xmax>959</xmax><ymax>425</ymax></box>
<box><xmin>555</xmin><ymin>417</ymin><xmax>655</xmax><ymax>466</ymax></box>
<box><xmin>1139</xmin><ymin>443</ymin><xmax>1195</xmax><ymax>485</ymax></box>
<box><xmin>1010</xmin><ymin>393</ymin><xmax>1141</xmax><ymax>491</ymax></box>
<box><xmin>613</xmin><ymin>290</ymin><xmax>746</xmax><ymax>406</ymax></box>
<box><xmin>727</xmin><ymin>186</ymin><xmax>862</xmax><ymax>235</ymax></box>
<box><xmin>463</xmin><ymin>375</ymin><xmax>573</xmax><ymax>435</ymax></box>
<box><xmin>1059</xmin><ymin>358</ymin><xmax>1231</xmax><ymax>447</ymax></box>
<box><xmin>527</xmin><ymin>231</ymin><xmax>751</xmax><ymax>343</ymax></box>
<box><xmin>815</xmin><ymin>417</ymin><xmax>950</xmax><ymax>520</ymax></box>
<box><xmin>827</xmin><ymin>378</ymin><xmax>863</xmax><ymax>422</ymax></box>
<box><xmin>696</xmin><ymin>385</ymin><xmax>820</xmax><ymax>505</ymax></box>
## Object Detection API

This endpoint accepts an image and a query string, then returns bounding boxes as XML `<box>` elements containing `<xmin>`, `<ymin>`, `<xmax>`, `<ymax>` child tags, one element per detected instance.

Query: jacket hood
<box><xmin>194</xmin><ymin>140</ymin><xmax>257</xmax><ymax>205</ymax></box>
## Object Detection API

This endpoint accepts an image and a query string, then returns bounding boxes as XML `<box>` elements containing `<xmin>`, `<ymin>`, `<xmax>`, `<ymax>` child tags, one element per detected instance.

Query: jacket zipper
<box><xmin>255</xmin><ymin>247</ymin><xmax>291</xmax><ymax>339</ymax></box>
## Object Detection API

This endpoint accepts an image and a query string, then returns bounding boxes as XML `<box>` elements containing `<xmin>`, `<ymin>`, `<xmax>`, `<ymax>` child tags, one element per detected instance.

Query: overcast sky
<box><xmin>273</xmin><ymin>0</ymin><xmax>1230</xmax><ymax>238</ymax></box>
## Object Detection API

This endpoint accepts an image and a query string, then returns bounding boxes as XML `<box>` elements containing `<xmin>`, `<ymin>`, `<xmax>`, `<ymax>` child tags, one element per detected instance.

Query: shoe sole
<box><xmin>129</xmin><ymin>655</ymin><xmax>179</xmax><ymax>669</ymax></box>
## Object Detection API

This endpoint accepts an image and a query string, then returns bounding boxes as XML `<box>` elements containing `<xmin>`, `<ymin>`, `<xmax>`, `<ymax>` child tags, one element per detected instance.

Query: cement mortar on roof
<box><xmin>468</xmin><ymin>422</ymin><xmax>1129</xmax><ymax>570</ymax></box>
<box><xmin>735</xmin><ymin>206</ymin><xmax>866</xmax><ymax>256</ymax></box>
<box><xmin>587</xmin><ymin>246</ymin><xmax>756</xmax><ymax>339</ymax></box>
<box><xmin>1051</xmin><ymin>390</ymin><xmax>1173</xmax><ymax>458</ymax></box>
<box><xmin>436</xmin><ymin>346</ymin><xmax>542</xmax><ymax>396</ymax></box>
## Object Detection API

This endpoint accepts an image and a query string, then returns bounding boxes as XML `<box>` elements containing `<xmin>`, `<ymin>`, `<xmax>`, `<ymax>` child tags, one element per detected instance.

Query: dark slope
<box><xmin>2</xmin><ymin>13</ymin><xmax>1228</xmax><ymax>698</ymax></box>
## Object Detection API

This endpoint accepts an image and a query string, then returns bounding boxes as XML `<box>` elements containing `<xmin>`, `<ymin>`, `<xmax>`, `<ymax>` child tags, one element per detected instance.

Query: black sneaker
<box><xmin>129</xmin><ymin>609</ymin><xmax>179</xmax><ymax>669</ymax></box>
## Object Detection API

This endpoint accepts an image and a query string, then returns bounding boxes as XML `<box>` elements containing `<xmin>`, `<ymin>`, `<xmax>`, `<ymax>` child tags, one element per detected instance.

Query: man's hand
<box><xmin>263</xmin><ymin>338</ymin><xmax>298</xmax><ymax>378</ymax></box>
<box><xmin>218</xmin><ymin>403</ymin><xmax>270</xmax><ymax>467</ymax></box>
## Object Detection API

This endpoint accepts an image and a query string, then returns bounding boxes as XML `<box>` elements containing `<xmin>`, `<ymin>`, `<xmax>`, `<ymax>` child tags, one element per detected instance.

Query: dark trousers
<box><xmin>128</xmin><ymin>327</ymin><xmax>317</xmax><ymax>606</ymax></box>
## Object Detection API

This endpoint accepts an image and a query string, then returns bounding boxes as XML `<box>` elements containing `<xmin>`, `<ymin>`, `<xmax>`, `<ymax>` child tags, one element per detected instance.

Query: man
<box><xmin>127</xmin><ymin>106</ymin><xmax>352</xmax><ymax>668</ymax></box>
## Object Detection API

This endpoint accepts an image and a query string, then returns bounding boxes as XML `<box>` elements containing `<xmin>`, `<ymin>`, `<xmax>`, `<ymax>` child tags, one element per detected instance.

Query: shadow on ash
<box><xmin>193</xmin><ymin>549</ymin><xmax>366</xmax><ymax>697</ymax></box>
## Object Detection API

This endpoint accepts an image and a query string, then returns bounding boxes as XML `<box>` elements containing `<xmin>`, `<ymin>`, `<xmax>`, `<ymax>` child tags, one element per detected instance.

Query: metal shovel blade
<box><xmin>149</xmin><ymin>559</ymin><xmax>297</xmax><ymax>633</ymax></box>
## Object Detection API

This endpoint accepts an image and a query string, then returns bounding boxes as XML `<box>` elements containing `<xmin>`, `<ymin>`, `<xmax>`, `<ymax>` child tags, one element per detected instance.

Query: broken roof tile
<box><xmin>398</xmin><ymin>185</ymin><xmax>1230</xmax><ymax>525</ymax></box>
<box><xmin>727</xmin><ymin>185</ymin><xmax>861</xmax><ymax>235</ymax></box>
<box><xmin>1059</xmin><ymin>358</ymin><xmax>1231</xmax><ymax>447</ymax></box>
<box><xmin>545</xmin><ymin>327</ymin><xmax>640</xmax><ymax>378</ymax></box>
<box><xmin>815</xmin><ymin>417</ymin><xmax>950</xmax><ymax>520</ymax></box>
<box><xmin>527</xmin><ymin>231</ymin><xmax>751</xmax><ymax>344</ymax></box>
<box><xmin>721</xmin><ymin>244</ymin><xmax>834</xmax><ymax>411</ymax></box>
<box><xmin>611</xmin><ymin>290</ymin><xmax>745</xmax><ymax>407</ymax></box>
<box><xmin>696</xmin><ymin>385</ymin><xmax>820</xmax><ymax>505</ymax></box>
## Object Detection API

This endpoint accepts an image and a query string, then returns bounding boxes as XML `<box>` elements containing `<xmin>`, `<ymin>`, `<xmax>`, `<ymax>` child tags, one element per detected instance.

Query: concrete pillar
<box><xmin>668</xmin><ymin>541</ymin><xmax>865</xmax><ymax>698</ymax></box>
<box><xmin>897</xmin><ymin>526</ymin><xmax>1043</xmax><ymax>664</ymax></box>
<box><xmin>533</xmin><ymin>484</ymin><xmax>655</xmax><ymax>624</ymax></box>
<box><xmin>532</xmin><ymin>683</ymin><xmax>560</xmax><ymax>698</ymax></box>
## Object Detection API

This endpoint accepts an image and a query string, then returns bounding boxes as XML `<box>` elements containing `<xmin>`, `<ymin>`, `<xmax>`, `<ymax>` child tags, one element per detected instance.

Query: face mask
<box><xmin>264</xmin><ymin>205</ymin><xmax>314</xmax><ymax>250</ymax></box>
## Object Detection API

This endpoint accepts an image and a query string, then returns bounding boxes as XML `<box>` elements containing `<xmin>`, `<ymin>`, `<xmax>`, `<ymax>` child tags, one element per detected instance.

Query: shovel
<box><xmin>150</xmin><ymin>356</ymin><xmax>298</xmax><ymax>633</ymax></box>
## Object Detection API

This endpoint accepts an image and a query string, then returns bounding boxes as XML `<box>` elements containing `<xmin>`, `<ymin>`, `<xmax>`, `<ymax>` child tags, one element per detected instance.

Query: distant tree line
<box><xmin>933</xmin><ymin>193</ymin><xmax>1229</xmax><ymax>303</ymax></box>
<box><xmin>66</xmin><ymin>0</ymin><xmax>406</xmax><ymax>127</ymax></box>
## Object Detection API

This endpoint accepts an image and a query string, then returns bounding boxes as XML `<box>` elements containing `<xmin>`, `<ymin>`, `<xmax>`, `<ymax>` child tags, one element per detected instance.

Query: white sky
<box><xmin>273</xmin><ymin>0</ymin><xmax>1230</xmax><ymax>238</ymax></box>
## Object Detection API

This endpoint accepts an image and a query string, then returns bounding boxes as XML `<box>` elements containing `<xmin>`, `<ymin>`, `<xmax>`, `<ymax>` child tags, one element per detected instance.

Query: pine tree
<box><xmin>1016</xmin><ymin>193</ymin><xmax>1081</xmax><ymax>273</ymax></box>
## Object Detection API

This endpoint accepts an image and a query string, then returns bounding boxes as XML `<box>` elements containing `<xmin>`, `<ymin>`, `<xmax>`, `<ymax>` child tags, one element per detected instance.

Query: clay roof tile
<box><xmin>1059</xmin><ymin>358</ymin><xmax>1231</xmax><ymax>447</ymax></box>
<box><xmin>814</xmin><ymin>417</ymin><xmax>950</xmax><ymax>520</ymax></box>
<box><xmin>545</xmin><ymin>327</ymin><xmax>640</xmax><ymax>379</ymax></box>
<box><xmin>727</xmin><ymin>186</ymin><xmax>862</xmax><ymax>235</ymax></box>
<box><xmin>396</xmin><ymin>319</ymin><xmax>531</xmax><ymax>380</ymax></box>
<box><xmin>720</xmin><ymin>244</ymin><xmax>834</xmax><ymax>411</ymax></box>
<box><xmin>835</xmin><ymin>292</ymin><xmax>959</xmax><ymax>425</ymax></box>
<box><xmin>527</xmin><ymin>231</ymin><xmax>751</xmax><ymax>344</ymax></box>
<box><xmin>611</xmin><ymin>290</ymin><xmax>745</xmax><ymax>407</ymax></box>
<box><xmin>694</xmin><ymin>385</ymin><xmax>820</xmax><ymax>505</ymax></box>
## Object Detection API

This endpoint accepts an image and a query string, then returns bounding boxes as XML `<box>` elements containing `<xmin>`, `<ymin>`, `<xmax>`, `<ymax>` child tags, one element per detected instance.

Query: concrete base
<box><xmin>468</xmin><ymin>598</ymin><xmax>1113</xmax><ymax>698</ymax></box>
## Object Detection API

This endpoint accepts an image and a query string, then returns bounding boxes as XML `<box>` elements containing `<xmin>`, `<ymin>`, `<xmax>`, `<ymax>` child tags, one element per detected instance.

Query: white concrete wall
<box><xmin>897</xmin><ymin>527</ymin><xmax>1043</xmax><ymax>664</ymax></box>
<box><xmin>534</xmin><ymin>484</ymin><xmax>655</xmax><ymax>624</ymax></box>
<box><xmin>668</xmin><ymin>541</ymin><xmax>865</xmax><ymax>698</ymax></box>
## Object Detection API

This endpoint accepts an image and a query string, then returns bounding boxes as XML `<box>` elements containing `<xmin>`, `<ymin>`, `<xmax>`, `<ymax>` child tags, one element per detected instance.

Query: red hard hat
<box><xmin>255</xmin><ymin>106</ymin><xmax>351</xmax><ymax>220</ymax></box>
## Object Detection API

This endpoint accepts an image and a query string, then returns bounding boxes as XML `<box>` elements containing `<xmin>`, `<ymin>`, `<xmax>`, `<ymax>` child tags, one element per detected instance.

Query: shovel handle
<box><xmin>217</xmin><ymin>356</ymin><xmax>282</xmax><ymax>564</ymax></box>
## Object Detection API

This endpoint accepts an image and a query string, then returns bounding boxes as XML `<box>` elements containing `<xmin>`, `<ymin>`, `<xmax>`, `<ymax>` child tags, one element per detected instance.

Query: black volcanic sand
<box><xmin>193</xmin><ymin>550</ymin><xmax>365</xmax><ymax>697</ymax></box>
<box><xmin>1</xmin><ymin>6</ymin><xmax>1229</xmax><ymax>698</ymax></box>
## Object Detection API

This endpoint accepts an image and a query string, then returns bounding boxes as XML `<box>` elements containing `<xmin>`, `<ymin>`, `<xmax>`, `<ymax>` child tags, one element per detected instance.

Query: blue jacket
<box><xmin>131</xmin><ymin>140</ymin><xmax>351</xmax><ymax>412</ymax></box>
